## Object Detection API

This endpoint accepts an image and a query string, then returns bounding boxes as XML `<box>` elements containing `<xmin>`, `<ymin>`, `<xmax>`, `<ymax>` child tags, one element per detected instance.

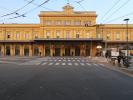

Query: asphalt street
<box><xmin>0</xmin><ymin>57</ymin><xmax>133</xmax><ymax>100</ymax></box>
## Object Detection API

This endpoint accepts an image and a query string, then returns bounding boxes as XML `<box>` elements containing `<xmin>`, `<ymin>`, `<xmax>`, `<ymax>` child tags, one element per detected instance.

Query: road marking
<box><xmin>74</xmin><ymin>63</ymin><xmax>79</xmax><ymax>66</ymax></box>
<box><xmin>48</xmin><ymin>63</ymin><xmax>53</xmax><ymax>65</ymax></box>
<box><xmin>94</xmin><ymin>64</ymin><xmax>98</xmax><ymax>66</ymax></box>
<box><xmin>55</xmin><ymin>63</ymin><xmax>59</xmax><ymax>65</ymax></box>
<box><xmin>42</xmin><ymin>62</ymin><xmax>47</xmax><ymax>65</ymax></box>
<box><xmin>35</xmin><ymin>62</ymin><xmax>41</xmax><ymax>65</ymax></box>
<box><xmin>80</xmin><ymin>63</ymin><xmax>85</xmax><ymax>66</ymax></box>
<box><xmin>68</xmin><ymin>63</ymin><xmax>72</xmax><ymax>66</ymax></box>
<box><xmin>62</xmin><ymin>63</ymin><xmax>66</xmax><ymax>66</ymax></box>
<box><xmin>86</xmin><ymin>63</ymin><xmax>91</xmax><ymax>66</ymax></box>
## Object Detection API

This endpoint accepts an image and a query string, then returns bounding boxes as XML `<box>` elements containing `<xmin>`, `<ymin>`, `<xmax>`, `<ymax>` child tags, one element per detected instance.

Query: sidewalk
<box><xmin>92</xmin><ymin>57</ymin><xmax>133</xmax><ymax>76</ymax></box>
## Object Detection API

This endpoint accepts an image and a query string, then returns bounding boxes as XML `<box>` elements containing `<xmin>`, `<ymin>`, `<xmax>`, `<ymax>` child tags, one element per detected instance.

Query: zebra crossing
<box><xmin>18</xmin><ymin>57</ymin><xmax>105</xmax><ymax>67</ymax></box>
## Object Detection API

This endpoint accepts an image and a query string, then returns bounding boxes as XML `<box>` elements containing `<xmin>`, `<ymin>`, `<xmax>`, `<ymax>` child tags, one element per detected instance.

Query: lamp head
<box><xmin>124</xmin><ymin>18</ymin><xmax>129</xmax><ymax>21</ymax></box>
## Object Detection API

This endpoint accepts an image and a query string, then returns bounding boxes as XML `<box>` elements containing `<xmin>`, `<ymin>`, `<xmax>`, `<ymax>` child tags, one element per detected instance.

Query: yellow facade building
<box><xmin>0</xmin><ymin>4</ymin><xmax>133</xmax><ymax>57</ymax></box>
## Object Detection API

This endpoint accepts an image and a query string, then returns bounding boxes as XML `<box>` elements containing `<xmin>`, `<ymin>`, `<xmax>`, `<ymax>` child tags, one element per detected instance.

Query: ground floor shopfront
<box><xmin>0</xmin><ymin>41</ymin><xmax>100</xmax><ymax>57</ymax></box>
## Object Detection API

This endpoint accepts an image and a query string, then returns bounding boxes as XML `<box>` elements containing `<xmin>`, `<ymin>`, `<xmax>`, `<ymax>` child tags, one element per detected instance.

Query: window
<box><xmin>45</xmin><ymin>20</ymin><xmax>52</xmax><ymax>25</ymax></box>
<box><xmin>56</xmin><ymin>31</ymin><xmax>60</xmax><ymax>38</ymax></box>
<box><xmin>34</xmin><ymin>32</ymin><xmax>38</xmax><ymax>39</ymax></box>
<box><xmin>64</xmin><ymin>20</ymin><xmax>71</xmax><ymax>25</ymax></box>
<box><xmin>84</xmin><ymin>21</ymin><xmax>91</xmax><ymax>27</ymax></box>
<box><xmin>46</xmin><ymin>31</ymin><xmax>50</xmax><ymax>38</ymax></box>
<box><xmin>56</xmin><ymin>20</ymin><xmax>61</xmax><ymax>25</ymax></box>
<box><xmin>116</xmin><ymin>32</ymin><xmax>120</xmax><ymax>40</ymax></box>
<box><xmin>25</xmin><ymin>33</ymin><xmax>29</xmax><ymax>39</ymax></box>
<box><xmin>97</xmin><ymin>33</ymin><xmax>101</xmax><ymax>39</ymax></box>
<box><xmin>0</xmin><ymin>31</ymin><xmax>2</xmax><ymax>38</ymax></box>
<box><xmin>16</xmin><ymin>32</ymin><xmax>20</xmax><ymax>39</ymax></box>
<box><xmin>66</xmin><ymin>31</ymin><xmax>70</xmax><ymax>38</ymax></box>
<box><xmin>6</xmin><ymin>32</ymin><xmax>11</xmax><ymax>39</ymax></box>
<box><xmin>86</xmin><ymin>31</ymin><xmax>90</xmax><ymax>38</ymax></box>
<box><xmin>107</xmin><ymin>33</ymin><xmax>111</xmax><ymax>40</ymax></box>
<box><xmin>75</xmin><ymin>20</ymin><xmax>81</xmax><ymax>26</ymax></box>
<box><xmin>76</xmin><ymin>32</ymin><xmax>80</xmax><ymax>38</ymax></box>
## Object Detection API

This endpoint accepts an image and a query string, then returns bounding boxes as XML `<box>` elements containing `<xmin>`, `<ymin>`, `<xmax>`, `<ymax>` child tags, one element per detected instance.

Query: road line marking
<box><xmin>48</xmin><ymin>63</ymin><xmax>53</xmax><ymax>65</ymax></box>
<box><xmin>68</xmin><ymin>63</ymin><xmax>72</xmax><ymax>66</ymax></box>
<box><xmin>74</xmin><ymin>63</ymin><xmax>79</xmax><ymax>66</ymax></box>
<box><xmin>77</xmin><ymin>60</ymin><xmax>80</xmax><ymax>62</ymax></box>
<box><xmin>55</xmin><ymin>63</ymin><xmax>59</xmax><ymax>65</ymax></box>
<box><xmin>86</xmin><ymin>63</ymin><xmax>91</xmax><ymax>66</ymax></box>
<box><xmin>62</xmin><ymin>63</ymin><xmax>66</xmax><ymax>65</ymax></box>
<box><xmin>42</xmin><ymin>62</ymin><xmax>47</xmax><ymax>65</ymax></box>
<box><xmin>80</xmin><ymin>63</ymin><xmax>85</xmax><ymax>66</ymax></box>
<box><xmin>94</xmin><ymin>64</ymin><xmax>98</xmax><ymax>66</ymax></box>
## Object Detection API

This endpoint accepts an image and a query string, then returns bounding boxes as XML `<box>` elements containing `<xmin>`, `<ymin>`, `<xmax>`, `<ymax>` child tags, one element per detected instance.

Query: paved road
<box><xmin>0</xmin><ymin>57</ymin><xmax>133</xmax><ymax>100</ymax></box>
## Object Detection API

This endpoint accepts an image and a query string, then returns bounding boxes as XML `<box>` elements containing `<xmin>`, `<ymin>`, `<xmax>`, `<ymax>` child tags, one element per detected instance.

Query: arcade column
<box><xmin>20</xmin><ymin>44</ymin><xmax>24</xmax><ymax>56</ymax></box>
<box><xmin>10</xmin><ymin>44</ymin><xmax>15</xmax><ymax>56</ymax></box>
<box><xmin>29</xmin><ymin>44</ymin><xmax>33</xmax><ymax>57</ymax></box>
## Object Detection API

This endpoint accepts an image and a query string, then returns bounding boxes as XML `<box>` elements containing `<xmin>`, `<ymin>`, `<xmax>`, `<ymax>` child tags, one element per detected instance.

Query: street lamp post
<box><xmin>124</xmin><ymin>18</ymin><xmax>129</xmax><ymax>67</ymax></box>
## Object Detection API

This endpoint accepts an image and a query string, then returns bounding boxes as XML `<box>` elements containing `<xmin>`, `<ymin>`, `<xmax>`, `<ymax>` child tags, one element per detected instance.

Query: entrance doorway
<box><xmin>15</xmin><ymin>46</ymin><xmax>20</xmax><ymax>56</ymax></box>
<box><xmin>24</xmin><ymin>46</ymin><xmax>29</xmax><ymax>56</ymax></box>
<box><xmin>86</xmin><ymin>48</ymin><xmax>90</xmax><ymax>56</ymax></box>
<box><xmin>34</xmin><ymin>47</ymin><xmax>39</xmax><ymax>56</ymax></box>
<box><xmin>75</xmin><ymin>47</ymin><xmax>80</xmax><ymax>56</ymax></box>
<box><xmin>6</xmin><ymin>46</ymin><xmax>10</xmax><ymax>56</ymax></box>
<box><xmin>55</xmin><ymin>48</ymin><xmax>60</xmax><ymax>56</ymax></box>
<box><xmin>45</xmin><ymin>47</ymin><xmax>50</xmax><ymax>56</ymax></box>
<box><xmin>65</xmin><ymin>48</ymin><xmax>70</xmax><ymax>56</ymax></box>
<box><xmin>0</xmin><ymin>46</ymin><xmax>1</xmax><ymax>56</ymax></box>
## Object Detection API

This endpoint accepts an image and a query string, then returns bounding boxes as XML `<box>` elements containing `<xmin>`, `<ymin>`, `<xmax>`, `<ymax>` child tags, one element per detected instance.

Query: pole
<box><xmin>124</xmin><ymin>18</ymin><xmax>129</xmax><ymax>67</ymax></box>
<box><xmin>90</xmin><ymin>39</ymin><xmax>92</xmax><ymax>57</ymax></box>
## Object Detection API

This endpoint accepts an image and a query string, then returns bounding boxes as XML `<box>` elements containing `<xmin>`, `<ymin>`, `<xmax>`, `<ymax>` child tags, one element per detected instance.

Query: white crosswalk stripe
<box><xmin>74</xmin><ymin>63</ymin><xmax>79</xmax><ymax>66</ymax></box>
<box><xmin>42</xmin><ymin>62</ymin><xmax>47</xmax><ymax>65</ymax></box>
<box><xmin>80</xmin><ymin>63</ymin><xmax>85</xmax><ymax>66</ymax></box>
<box><xmin>48</xmin><ymin>63</ymin><xmax>53</xmax><ymax>65</ymax></box>
<box><xmin>93</xmin><ymin>64</ymin><xmax>98</xmax><ymax>66</ymax></box>
<box><xmin>86</xmin><ymin>63</ymin><xmax>91</xmax><ymax>66</ymax></box>
<box><xmin>55</xmin><ymin>63</ymin><xmax>59</xmax><ymax>65</ymax></box>
<box><xmin>62</xmin><ymin>63</ymin><xmax>66</xmax><ymax>66</ymax></box>
<box><xmin>68</xmin><ymin>63</ymin><xmax>72</xmax><ymax>66</ymax></box>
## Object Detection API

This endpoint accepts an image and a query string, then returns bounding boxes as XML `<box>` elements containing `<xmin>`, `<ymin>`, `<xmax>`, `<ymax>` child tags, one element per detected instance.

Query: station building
<box><xmin>0</xmin><ymin>4</ymin><xmax>133</xmax><ymax>57</ymax></box>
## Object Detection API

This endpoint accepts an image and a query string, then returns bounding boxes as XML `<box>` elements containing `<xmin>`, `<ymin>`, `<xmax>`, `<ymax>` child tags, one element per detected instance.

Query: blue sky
<box><xmin>0</xmin><ymin>0</ymin><xmax>133</xmax><ymax>24</ymax></box>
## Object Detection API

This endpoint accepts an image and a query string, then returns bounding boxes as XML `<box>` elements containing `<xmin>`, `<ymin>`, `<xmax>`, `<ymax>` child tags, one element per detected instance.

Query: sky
<box><xmin>0</xmin><ymin>0</ymin><xmax>133</xmax><ymax>24</ymax></box>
